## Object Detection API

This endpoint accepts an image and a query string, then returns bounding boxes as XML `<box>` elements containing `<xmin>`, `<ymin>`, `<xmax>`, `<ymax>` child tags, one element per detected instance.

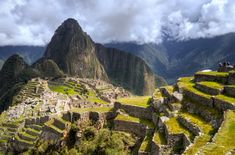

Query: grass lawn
<box><xmin>197</xmin><ymin>81</ymin><xmax>224</xmax><ymax>90</ymax></box>
<box><xmin>115</xmin><ymin>114</ymin><xmax>154</xmax><ymax>128</ymax></box>
<box><xmin>49</xmin><ymin>85</ymin><xmax>79</xmax><ymax>95</ymax></box>
<box><xmin>87</xmin><ymin>90</ymin><xmax>109</xmax><ymax>104</ymax></box>
<box><xmin>116</xmin><ymin>96</ymin><xmax>151</xmax><ymax>107</ymax></box>
<box><xmin>183</xmin><ymin>83</ymin><xmax>211</xmax><ymax>99</ymax></box>
<box><xmin>195</xmin><ymin>71</ymin><xmax>229</xmax><ymax>77</ymax></box>
<box><xmin>180</xmin><ymin>112</ymin><xmax>214</xmax><ymax>155</ymax></box>
<box><xmin>165</xmin><ymin>117</ymin><xmax>193</xmax><ymax>140</ymax></box>
<box><xmin>198</xmin><ymin>110</ymin><xmax>235</xmax><ymax>155</ymax></box>
<box><xmin>215</xmin><ymin>94</ymin><xmax>235</xmax><ymax>105</ymax></box>
<box><xmin>140</xmin><ymin>130</ymin><xmax>153</xmax><ymax>152</ymax></box>
<box><xmin>153</xmin><ymin>130</ymin><xmax>167</xmax><ymax>145</ymax></box>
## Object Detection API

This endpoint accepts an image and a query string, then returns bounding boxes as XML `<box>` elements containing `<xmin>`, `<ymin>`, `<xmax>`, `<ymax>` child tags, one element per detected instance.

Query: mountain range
<box><xmin>106</xmin><ymin>33</ymin><xmax>235</xmax><ymax>83</ymax></box>
<box><xmin>0</xmin><ymin>18</ymin><xmax>158</xmax><ymax>110</ymax></box>
<box><xmin>1</xmin><ymin>25</ymin><xmax>235</xmax><ymax>84</ymax></box>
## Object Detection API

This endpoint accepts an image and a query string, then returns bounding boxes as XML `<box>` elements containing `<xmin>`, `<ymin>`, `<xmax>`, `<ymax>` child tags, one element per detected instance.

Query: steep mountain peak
<box><xmin>0</xmin><ymin>54</ymin><xmax>28</xmax><ymax>80</ymax></box>
<box><xmin>44</xmin><ymin>18</ymin><xmax>108</xmax><ymax>79</ymax></box>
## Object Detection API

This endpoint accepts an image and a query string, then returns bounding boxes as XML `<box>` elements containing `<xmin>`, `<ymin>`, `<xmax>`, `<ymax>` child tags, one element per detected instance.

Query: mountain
<box><xmin>0</xmin><ymin>55</ymin><xmax>28</xmax><ymax>111</ymax></box>
<box><xmin>44</xmin><ymin>18</ymin><xmax>108</xmax><ymax>80</ymax></box>
<box><xmin>106</xmin><ymin>33</ymin><xmax>235</xmax><ymax>83</ymax></box>
<box><xmin>96</xmin><ymin>43</ymin><xmax>156</xmax><ymax>95</ymax></box>
<box><xmin>0</xmin><ymin>46</ymin><xmax>45</xmax><ymax>67</ymax></box>
<box><xmin>43</xmin><ymin>18</ymin><xmax>157</xmax><ymax>95</ymax></box>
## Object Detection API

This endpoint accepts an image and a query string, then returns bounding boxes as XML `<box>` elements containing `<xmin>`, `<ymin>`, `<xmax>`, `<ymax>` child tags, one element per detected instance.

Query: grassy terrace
<box><xmin>195</xmin><ymin>71</ymin><xmax>229</xmax><ymax>77</ymax></box>
<box><xmin>183</xmin><ymin>83</ymin><xmax>211</xmax><ymax>99</ymax></box>
<box><xmin>197</xmin><ymin>81</ymin><xmax>224</xmax><ymax>90</ymax></box>
<box><xmin>183</xmin><ymin>98</ymin><xmax>222</xmax><ymax>119</ymax></box>
<box><xmin>153</xmin><ymin>130</ymin><xmax>167</xmax><ymax>145</ymax></box>
<box><xmin>115</xmin><ymin>114</ymin><xmax>155</xmax><ymax>128</ymax></box>
<box><xmin>44</xmin><ymin>119</ymin><xmax>64</xmax><ymax>134</ymax></box>
<box><xmin>165</xmin><ymin>117</ymin><xmax>194</xmax><ymax>140</ymax></box>
<box><xmin>49</xmin><ymin>84</ymin><xmax>80</xmax><ymax>95</ymax></box>
<box><xmin>215</xmin><ymin>94</ymin><xmax>235</xmax><ymax>105</ymax></box>
<box><xmin>180</xmin><ymin>112</ymin><xmax>213</xmax><ymax>133</ymax></box>
<box><xmin>15</xmin><ymin>134</ymin><xmax>33</xmax><ymax>145</ymax></box>
<box><xmin>153</xmin><ymin>89</ymin><xmax>163</xmax><ymax>99</ymax></box>
<box><xmin>177</xmin><ymin>77</ymin><xmax>194</xmax><ymax>89</ymax></box>
<box><xmin>180</xmin><ymin>112</ymin><xmax>214</xmax><ymax>155</ymax></box>
<box><xmin>198</xmin><ymin>110</ymin><xmax>235</xmax><ymax>155</ymax></box>
<box><xmin>140</xmin><ymin>130</ymin><xmax>152</xmax><ymax>152</ymax></box>
<box><xmin>71</xmin><ymin>106</ymin><xmax>113</xmax><ymax>114</ymax></box>
<box><xmin>116</xmin><ymin>96</ymin><xmax>151</xmax><ymax>108</ymax></box>
<box><xmin>87</xmin><ymin>90</ymin><xmax>109</xmax><ymax>104</ymax></box>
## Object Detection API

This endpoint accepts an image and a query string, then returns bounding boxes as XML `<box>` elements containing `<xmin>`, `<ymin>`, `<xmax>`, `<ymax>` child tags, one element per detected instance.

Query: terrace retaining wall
<box><xmin>114</xmin><ymin>102</ymin><xmax>153</xmax><ymax>120</ymax></box>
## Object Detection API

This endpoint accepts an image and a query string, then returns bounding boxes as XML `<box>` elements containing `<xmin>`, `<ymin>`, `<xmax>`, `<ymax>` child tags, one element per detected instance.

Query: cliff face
<box><xmin>96</xmin><ymin>44</ymin><xmax>155</xmax><ymax>95</ymax></box>
<box><xmin>44</xmin><ymin>18</ymin><xmax>107</xmax><ymax>80</ymax></box>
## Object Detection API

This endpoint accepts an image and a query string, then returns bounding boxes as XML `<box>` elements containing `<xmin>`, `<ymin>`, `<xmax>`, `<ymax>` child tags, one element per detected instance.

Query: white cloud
<box><xmin>0</xmin><ymin>0</ymin><xmax>235</xmax><ymax>45</ymax></box>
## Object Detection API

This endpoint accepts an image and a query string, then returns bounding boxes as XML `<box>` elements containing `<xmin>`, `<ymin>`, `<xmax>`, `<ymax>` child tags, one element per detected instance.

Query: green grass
<box><xmin>177</xmin><ymin>77</ymin><xmax>194</xmax><ymax>89</ymax></box>
<box><xmin>44</xmin><ymin>119</ymin><xmax>64</xmax><ymax>134</ymax></box>
<box><xmin>180</xmin><ymin>112</ymin><xmax>214</xmax><ymax>155</ymax></box>
<box><xmin>115</xmin><ymin>114</ymin><xmax>154</xmax><ymax>128</ymax></box>
<box><xmin>197</xmin><ymin>81</ymin><xmax>224</xmax><ymax>90</ymax></box>
<box><xmin>180</xmin><ymin>112</ymin><xmax>213</xmax><ymax>133</ymax></box>
<box><xmin>140</xmin><ymin>130</ymin><xmax>153</xmax><ymax>152</ymax></box>
<box><xmin>153</xmin><ymin>130</ymin><xmax>167</xmax><ymax>145</ymax></box>
<box><xmin>198</xmin><ymin>110</ymin><xmax>235</xmax><ymax>155</ymax></box>
<box><xmin>183</xmin><ymin>82</ymin><xmax>212</xmax><ymax>99</ymax></box>
<box><xmin>215</xmin><ymin>94</ymin><xmax>235</xmax><ymax>105</ymax></box>
<box><xmin>195</xmin><ymin>71</ymin><xmax>229</xmax><ymax>77</ymax></box>
<box><xmin>49</xmin><ymin>85</ymin><xmax>79</xmax><ymax>95</ymax></box>
<box><xmin>165</xmin><ymin>117</ymin><xmax>193</xmax><ymax>139</ymax></box>
<box><xmin>183</xmin><ymin>98</ymin><xmax>222</xmax><ymax>119</ymax></box>
<box><xmin>15</xmin><ymin>134</ymin><xmax>34</xmax><ymax>145</ymax></box>
<box><xmin>116</xmin><ymin>96</ymin><xmax>151</xmax><ymax>107</ymax></box>
<box><xmin>87</xmin><ymin>90</ymin><xmax>109</xmax><ymax>104</ymax></box>
<box><xmin>153</xmin><ymin>89</ymin><xmax>163</xmax><ymax>99</ymax></box>
<box><xmin>71</xmin><ymin>107</ymin><xmax>113</xmax><ymax>113</ymax></box>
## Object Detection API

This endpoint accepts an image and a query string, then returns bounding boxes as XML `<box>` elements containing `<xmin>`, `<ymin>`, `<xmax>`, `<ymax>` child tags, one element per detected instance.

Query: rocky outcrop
<box><xmin>32</xmin><ymin>59</ymin><xmax>65</xmax><ymax>78</ymax></box>
<box><xmin>96</xmin><ymin>44</ymin><xmax>156</xmax><ymax>95</ymax></box>
<box><xmin>44</xmin><ymin>18</ymin><xmax>108</xmax><ymax>80</ymax></box>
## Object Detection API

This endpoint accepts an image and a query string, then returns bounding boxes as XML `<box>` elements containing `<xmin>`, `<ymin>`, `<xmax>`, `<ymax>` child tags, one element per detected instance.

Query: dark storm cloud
<box><xmin>0</xmin><ymin>0</ymin><xmax>235</xmax><ymax>45</ymax></box>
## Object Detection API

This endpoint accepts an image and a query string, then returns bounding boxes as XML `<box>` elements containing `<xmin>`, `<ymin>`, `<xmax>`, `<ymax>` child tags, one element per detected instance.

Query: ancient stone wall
<box><xmin>114</xmin><ymin>102</ymin><xmax>153</xmax><ymax>120</ymax></box>
<box><xmin>183</xmin><ymin>89</ymin><xmax>213</xmax><ymax>108</ymax></box>
<box><xmin>25</xmin><ymin>116</ymin><xmax>49</xmax><ymax>126</ymax></box>
<box><xmin>194</xmin><ymin>74</ymin><xmax>227</xmax><ymax>84</ymax></box>
<box><xmin>195</xmin><ymin>83</ymin><xmax>222</xmax><ymax>95</ymax></box>
<box><xmin>228</xmin><ymin>72</ymin><xmax>235</xmax><ymax>84</ymax></box>
<box><xmin>113</xmin><ymin>120</ymin><xmax>147</xmax><ymax>137</ymax></box>
<box><xmin>178</xmin><ymin>116</ymin><xmax>201</xmax><ymax>136</ymax></box>
<box><xmin>224</xmin><ymin>86</ymin><xmax>235</xmax><ymax>97</ymax></box>
<box><xmin>213</xmin><ymin>97</ymin><xmax>235</xmax><ymax>111</ymax></box>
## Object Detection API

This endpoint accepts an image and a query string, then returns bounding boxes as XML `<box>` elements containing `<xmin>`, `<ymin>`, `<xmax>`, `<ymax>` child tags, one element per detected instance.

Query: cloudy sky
<box><xmin>0</xmin><ymin>0</ymin><xmax>235</xmax><ymax>45</ymax></box>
